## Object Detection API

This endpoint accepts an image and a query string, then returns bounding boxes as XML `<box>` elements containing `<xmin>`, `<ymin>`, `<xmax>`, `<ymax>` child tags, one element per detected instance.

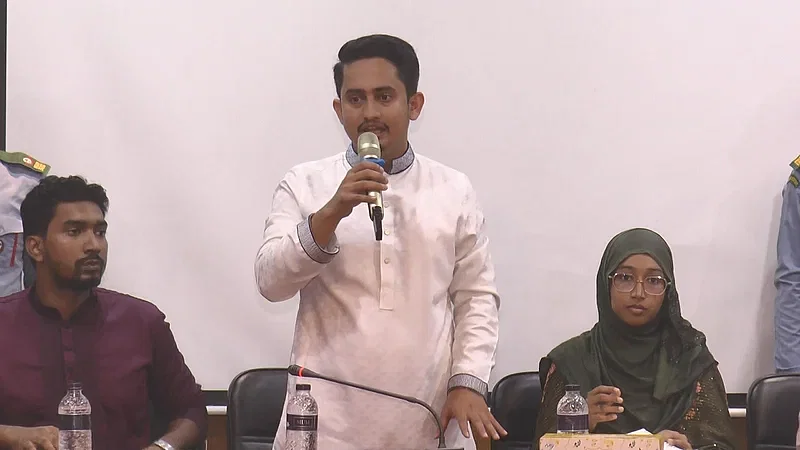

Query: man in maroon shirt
<box><xmin>0</xmin><ymin>176</ymin><xmax>207</xmax><ymax>450</ymax></box>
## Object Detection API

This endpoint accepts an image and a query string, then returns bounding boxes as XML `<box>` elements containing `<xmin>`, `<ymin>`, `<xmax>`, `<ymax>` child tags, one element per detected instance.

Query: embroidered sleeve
<box><xmin>532</xmin><ymin>363</ymin><xmax>565</xmax><ymax>450</ymax></box>
<box><xmin>673</xmin><ymin>365</ymin><xmax>737</xmax><ymax>450</ymax></box>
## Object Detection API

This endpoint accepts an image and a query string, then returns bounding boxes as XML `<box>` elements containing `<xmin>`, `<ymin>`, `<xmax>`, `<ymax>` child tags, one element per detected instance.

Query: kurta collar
<box><xmin>345</xmin><ymin>143</ymin><xmax>415</xmax><ymax>175</ymax></box>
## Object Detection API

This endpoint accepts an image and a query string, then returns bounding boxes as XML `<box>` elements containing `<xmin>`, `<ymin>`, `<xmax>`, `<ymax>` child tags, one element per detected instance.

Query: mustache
<box><xmin>358</xmin><ymin>122</ymin><xmax>388</xmax><ymax>133</ymax></box>
<box><xmin>76</xmin><ymin>255</ymin><xmax>105</xmax><ymax>267</ymax></box>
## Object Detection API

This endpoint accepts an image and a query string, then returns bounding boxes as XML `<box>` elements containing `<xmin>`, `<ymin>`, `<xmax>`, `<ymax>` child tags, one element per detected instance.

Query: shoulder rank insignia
<box><xmin>791</xmin><ymin>154</ymin><xmax>800</xmax><ymax>171</ymax></box>
<box><xmin>790</xmin><ymin>174</ymin><xmax>799</xmax><ymax>188</ymax></box>
<box><xmin>0</xmin><ymin>151</ymin><xmax>50</xmax><ymax>175</ymax></box>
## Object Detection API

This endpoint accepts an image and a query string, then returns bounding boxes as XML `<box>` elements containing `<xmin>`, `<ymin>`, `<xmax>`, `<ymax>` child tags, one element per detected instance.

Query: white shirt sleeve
<box><xmin>447</xmin><ymin>177</ymin><xmax>500</xmax><ymax>397</ymax></box>
<box><xmin>254</xmin><ymin>173</ymin><xmax>339</xmax><ymax>302</ymax></box>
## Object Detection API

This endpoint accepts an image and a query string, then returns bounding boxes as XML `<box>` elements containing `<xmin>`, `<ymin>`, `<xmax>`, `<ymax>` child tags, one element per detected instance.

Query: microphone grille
<box><xmin>357</xmin><ymin>132</ymin><xmax>381</xmax><ymax>158</ymax></box>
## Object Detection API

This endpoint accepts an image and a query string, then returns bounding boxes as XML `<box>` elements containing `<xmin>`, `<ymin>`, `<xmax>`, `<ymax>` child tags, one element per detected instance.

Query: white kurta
<box><xmin>255</xmin><ymin>146</ymin><xmax>500</xmax><ymax>450</ymax></box>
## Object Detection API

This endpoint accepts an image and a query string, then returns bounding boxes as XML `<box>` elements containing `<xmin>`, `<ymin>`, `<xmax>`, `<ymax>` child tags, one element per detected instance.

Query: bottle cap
<box><xmin>296</xmin><ymin>384</ymin><xmax>311</xmax><ymax>391</ymax></box>
<box><xmin>68</xmin><ymin>381</ymin><xmax>83</xmax><ymax>390</ymax></box>
<box><xmin>565</xmin><ymin>384</ymin><xmax>580</xmax><ymax>391</ymax></box>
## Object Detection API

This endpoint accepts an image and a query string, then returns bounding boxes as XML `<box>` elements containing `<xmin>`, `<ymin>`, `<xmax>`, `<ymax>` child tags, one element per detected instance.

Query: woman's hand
<box><xmin>656</xmin><ymin>430</ymin><xmax>691</xmax><ymax>450</ymax></box>
<box><xmin>586</xmin><ymin>385</ymin><xmax>624</xmax><ymax>431</ymax></box>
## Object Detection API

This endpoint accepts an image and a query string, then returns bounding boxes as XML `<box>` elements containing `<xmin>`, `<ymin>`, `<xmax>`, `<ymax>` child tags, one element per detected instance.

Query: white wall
<box><xmin>7</xmin><ymin>0</ymin><xmax>800</xmax><ymax>392</ymax></box>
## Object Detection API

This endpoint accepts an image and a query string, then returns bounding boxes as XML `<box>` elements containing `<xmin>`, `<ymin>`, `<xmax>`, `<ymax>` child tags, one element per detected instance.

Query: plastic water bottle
<box><xmin>557</xmin><ymin>384</ymin><xmax>589</xmax><ymax>434</ymax></box>
<box><xmin>58</xmin><ymin>382</ymin><xmax>92</xmax><ymax>450</ymax></box>
<box><xmin>286</xmin><ymin>383</ymin><xmax>318</xmax><ymax>450</ymax></box>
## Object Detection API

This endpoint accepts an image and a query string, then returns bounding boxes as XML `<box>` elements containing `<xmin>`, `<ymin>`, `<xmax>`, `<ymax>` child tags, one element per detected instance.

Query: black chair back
<box><xmin>227</xmin><ymin>368</ymin><xmax>288</xmax><ymax>450</ymax></box>
<box><xmin>747</xmin><ymin>373</ymin><xmax>800</xmax><ymax>450</ymax></box>
<box><xmin>490</xmin><ymin>371</ymin><xmax>541</xmax><ymax>450</ymax></box>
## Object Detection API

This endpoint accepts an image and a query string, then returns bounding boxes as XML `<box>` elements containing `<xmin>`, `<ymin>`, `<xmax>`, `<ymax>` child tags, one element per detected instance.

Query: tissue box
<box><xmin>539</xmin><ymin>433</ymin><xmax>663</xmax><ymax>450</ymax></box>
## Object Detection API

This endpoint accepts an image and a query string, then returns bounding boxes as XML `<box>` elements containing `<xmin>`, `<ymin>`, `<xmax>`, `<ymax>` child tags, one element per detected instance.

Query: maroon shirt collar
<box><xmin>28</xmin><ymin>286</ymin><xmax>101</xmax><ymax>324</ymax></box>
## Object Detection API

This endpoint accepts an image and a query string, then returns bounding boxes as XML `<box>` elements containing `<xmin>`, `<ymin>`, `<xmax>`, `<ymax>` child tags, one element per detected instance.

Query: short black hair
<box><xmin>21</xmin><ymin>175</ymin><xmax>109</xmax><ymax>239</ymax></box>
<box><xmin>333</xmin><ymin>34</ymin><xmax>420</xmax><ymax>99</ymax></box>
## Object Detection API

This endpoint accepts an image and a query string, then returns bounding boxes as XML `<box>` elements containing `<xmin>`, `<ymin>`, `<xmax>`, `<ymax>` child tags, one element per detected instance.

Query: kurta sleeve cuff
<box><xmin>296</xmin><ymin>214</ymin><xmax>339</xmax><ymax>264</ymax></box>
<box><xmin>447</xmin><ymin>373</ymin><xmax>489</xmax><ymax>400</ymax></box>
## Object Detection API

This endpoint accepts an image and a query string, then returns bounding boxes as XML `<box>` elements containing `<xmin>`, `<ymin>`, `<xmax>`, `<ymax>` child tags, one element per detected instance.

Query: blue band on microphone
<box><xmin>360</xmin><ymin>156</ymin><xmax>385</xmax><ymax>168</ymax></box>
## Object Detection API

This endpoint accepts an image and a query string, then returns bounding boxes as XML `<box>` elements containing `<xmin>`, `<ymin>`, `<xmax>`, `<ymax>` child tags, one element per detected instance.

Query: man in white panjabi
<box><xmin>255</xmin><ymin>34</ymin><xmax>506</xmax><ymax>450</ymax></box>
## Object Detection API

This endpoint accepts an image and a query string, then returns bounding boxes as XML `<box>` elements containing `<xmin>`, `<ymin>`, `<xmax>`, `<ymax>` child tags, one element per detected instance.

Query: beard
<box><xmin>49</xmin><ymin>255</ymin><xmax>105</xmax><ymax>291</ymax></box>
<box><xmin>54</xmin><ymin>273</ymin><xmax>102</xmax><ymax>291</ymax></box>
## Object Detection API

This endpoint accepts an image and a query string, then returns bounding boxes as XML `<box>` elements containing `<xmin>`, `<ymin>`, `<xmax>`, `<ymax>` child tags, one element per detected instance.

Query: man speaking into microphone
<box><xmin>255</xmin><ymin>34</ymin><xmax>505</xmax><ymax>450</ymax></box>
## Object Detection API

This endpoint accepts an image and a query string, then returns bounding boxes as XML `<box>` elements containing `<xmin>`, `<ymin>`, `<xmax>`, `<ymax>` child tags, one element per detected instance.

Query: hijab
<box><xmin>541</xmin><ymin>228</ymin><xmax>716</xmax><ymax>433</ymax></box>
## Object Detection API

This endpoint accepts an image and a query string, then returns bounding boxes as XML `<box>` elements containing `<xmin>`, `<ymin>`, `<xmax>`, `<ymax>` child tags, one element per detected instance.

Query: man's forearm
<box><xmin>309</xmin><ymin>207</ymin><xmax>341</xmax><ymax>248</ymax></box>
<box><xmin>149</xmin><ymin>418</ymin><xmax>202</xmax><ymax>449</ymax></box>
<box><xmin>0</xmin><ymin>425</ymin><xmax>13</xmax><ymax>448</ymax></box>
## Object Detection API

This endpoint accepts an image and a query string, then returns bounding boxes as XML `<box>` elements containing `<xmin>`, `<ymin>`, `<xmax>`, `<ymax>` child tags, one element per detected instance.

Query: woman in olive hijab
<box><xmin>533</xmin><ymin>228</ymin><xmax>735</xmax><ymax>450</ymax></box>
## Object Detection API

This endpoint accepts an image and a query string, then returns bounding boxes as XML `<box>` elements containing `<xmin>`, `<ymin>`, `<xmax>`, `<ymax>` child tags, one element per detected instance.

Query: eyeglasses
<box><xmin>609</xmin><ymin>272</ymin><xmax>669</xmax><ymax>296</ymax></box>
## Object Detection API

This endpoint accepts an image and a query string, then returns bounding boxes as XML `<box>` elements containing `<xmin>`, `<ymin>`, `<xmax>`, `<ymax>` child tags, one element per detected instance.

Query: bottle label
<box><xmin>557</xmin><ymin>414</ymin><xmax>588</xmax><ymax>432</ymax></box>
<box><xmin>58</xmin><ymin>414</ymin><xmax>92</xmax><ymax>430</ymax></box>
<box><xmin>287</xmin><ymin>414</ymin><xmax>318</xmax><ymax>431</ymax></box>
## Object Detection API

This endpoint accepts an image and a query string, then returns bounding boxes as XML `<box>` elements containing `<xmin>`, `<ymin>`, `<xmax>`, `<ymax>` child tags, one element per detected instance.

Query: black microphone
<box><xmin>356</xmin><ymin>132</ymin><xmax>384</xmax><ymax>241</ymax></box>
<box><xmin>287</xmin><ymin>364</ymin><xmax>463</xmax><ymax>450</ymax></box>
